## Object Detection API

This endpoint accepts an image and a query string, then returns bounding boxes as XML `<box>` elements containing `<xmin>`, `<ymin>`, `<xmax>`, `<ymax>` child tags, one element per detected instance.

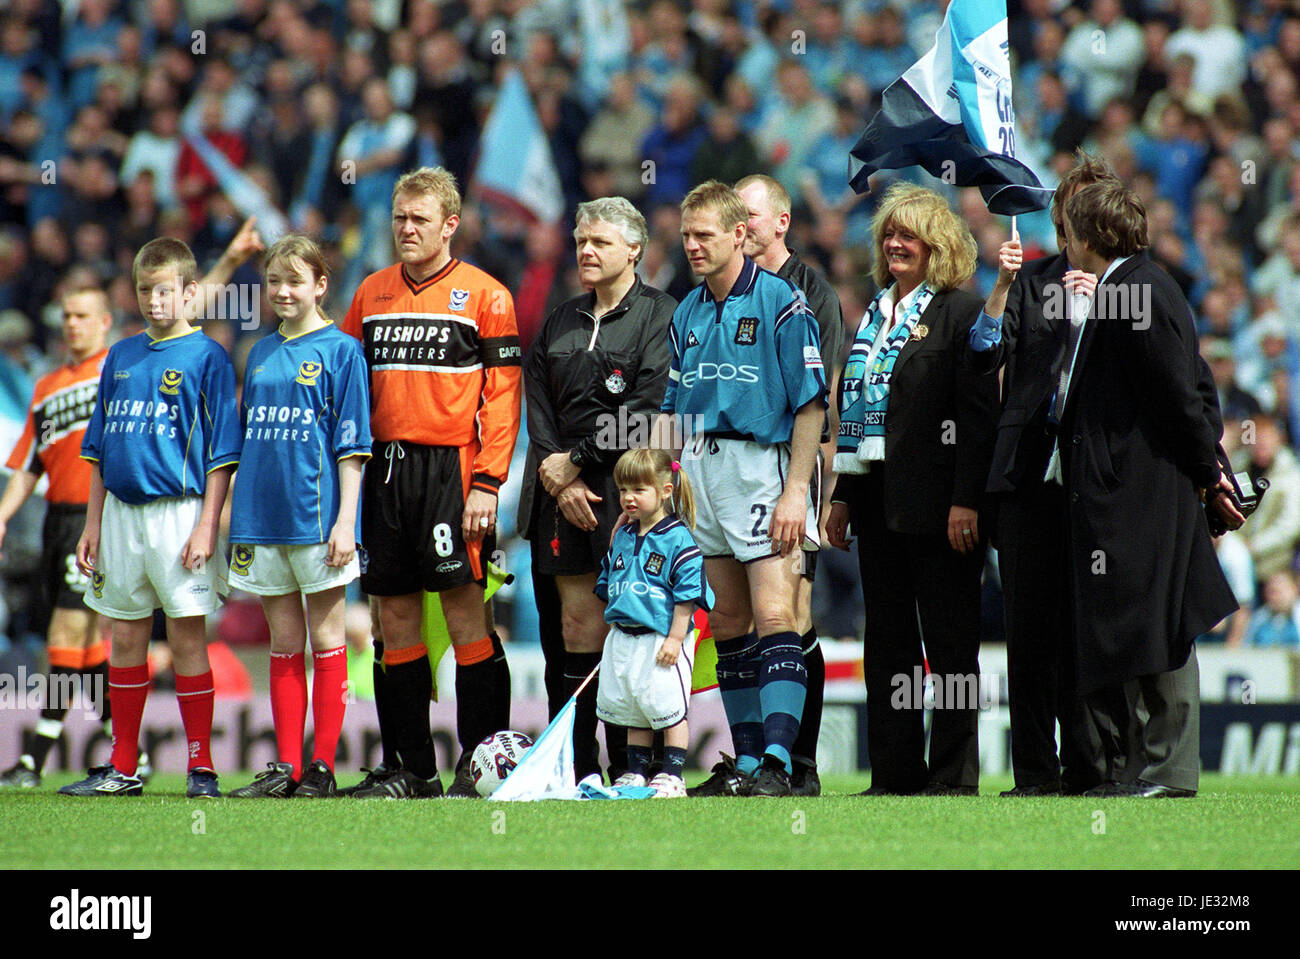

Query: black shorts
<box><xmin>530</xmin><ymin>470</ymin><xmax>621</xmax><ymax>577</ymax></box>
<box><xmin>42</xmin><ymin>503</ymin><xmax>92</xmax><ymax>611</ymax></box>
<box><xmin>360</xmin><ymin>441</ymin><xmax>493</xmax><ymax>596</ymax></box>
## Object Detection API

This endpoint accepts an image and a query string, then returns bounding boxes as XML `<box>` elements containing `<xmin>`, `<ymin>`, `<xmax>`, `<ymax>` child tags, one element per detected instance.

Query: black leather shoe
<box><xmin>1133</xmin><ymin>779</ymin><xmax>1196</xmax><ymax>798</ymax></box>
<box><xmin>999</xmin><ymin>782</ymin><xmax>1062</xmax><ymax>797</ymax></box>
<box><xmin>919</xmin><ymin>782</ymin><xmax>978</xmax><ymax>796</ymax></box>
<box><xmin>1083</xmin><ymin>781</ymin><xmax>1141</xmax><ymax>797</ymax></box>
<box><xmin>856</xmin><ymin>785</ymin><xmax>913</xmax><ymax>796</ymax></box>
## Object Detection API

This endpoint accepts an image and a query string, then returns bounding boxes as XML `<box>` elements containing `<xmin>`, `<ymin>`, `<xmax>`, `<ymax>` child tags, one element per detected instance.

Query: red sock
<box><xmin>174</xmin><ymin>670</ymin><xmax>215</xmax><ymax>772</ymax></box>
<box><xmin>269</xmin><ymin>653</ymin><xmax>307</xmax><ymax>778</ymax></box>
<box><xmin>108</xmin><ymin>664</ymin><xmax>150</xmax><ymax>776</ymax></box>
<box><xmin>311</xmin><ymin>646</ymin><xmax>349</xmax><ymax>771</ymax></box>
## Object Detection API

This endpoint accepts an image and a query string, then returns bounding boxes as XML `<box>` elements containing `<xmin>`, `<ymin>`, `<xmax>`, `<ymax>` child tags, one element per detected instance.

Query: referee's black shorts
<box><xmin>529</xmin><ymin>469</ymin><xmax>621</xmax><ymax>577</ymax></box>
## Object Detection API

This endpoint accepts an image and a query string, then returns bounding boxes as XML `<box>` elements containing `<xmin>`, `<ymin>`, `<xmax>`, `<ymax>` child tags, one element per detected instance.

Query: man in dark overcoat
<box><xmin>1056</xmin><ymin>181</ymin><xmax>1239</xmax><ymax>797</ymax></box>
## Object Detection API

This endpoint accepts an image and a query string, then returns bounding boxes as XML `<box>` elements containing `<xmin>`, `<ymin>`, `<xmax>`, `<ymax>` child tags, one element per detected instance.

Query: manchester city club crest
<box><xmin>231</xmin><ymin>545</ymin><xmax>254</xmax><ymax>576</ymax></box>
<box><xmin>296</xmin><ymin>361</ymin><xmax>322</xmax><ymax>386</ymax></box>
<box><xmin>735</xmin><ymin>317</ymin><xmax>759</xmax><ymax>345</ymax></box>
<box><xmin>159</xmin><ymin>369</ymin><xmax>183</xmax><ymax>395</ymax></box>
<box><xmin>645</xmin><ymin>552</ymin><xmax>665</xmax><ymax>576</ymax></box>
<box><xmin>449</xmin><ymin>288</ymin><xmax>470</xmax><ymax>311</ymax></box>
<box><xmin>605</xmin><ymin>368</ymin><xmax>626</xmax><ymax>394</ymax></box>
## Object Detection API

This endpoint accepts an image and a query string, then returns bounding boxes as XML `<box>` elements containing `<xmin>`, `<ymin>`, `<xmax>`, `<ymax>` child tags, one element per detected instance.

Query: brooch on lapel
<box><xmin>910</xmin><ymin>324</ymin><xmax>929</xmax><ymax>342</ymax></box>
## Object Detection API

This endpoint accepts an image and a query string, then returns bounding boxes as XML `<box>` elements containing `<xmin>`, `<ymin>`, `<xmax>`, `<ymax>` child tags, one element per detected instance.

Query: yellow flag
<box><xmin>422</xmin><ymin>562</ymin><xmax>512</xmax><ymax>700</ymax></box>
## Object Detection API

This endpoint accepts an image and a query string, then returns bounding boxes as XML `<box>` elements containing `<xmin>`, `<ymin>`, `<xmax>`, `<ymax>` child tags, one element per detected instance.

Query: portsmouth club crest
<box><xmin>605</xmin><ymin>368</ymin><xmax>626</xmax><ymax>394</ymax></box>
<box><xmin>159</xmin><ymin>369</ymin><xmax>183</xmax><ymax>395</ymax></box>
<box><xmin>734</xmin><ymin>317</ymin><xmax>759</xmax><ymax>345</ymax></box>
<box><xmin>448</xmin><ymin>288</ymin><xmax>470</xmax><ymax>312</ymax></box>
<box><xmin>645</xmin><ymin>552</ymin><xmax>665</xmax><ymax>576</ymax></box>
<box><xmin>296</xmin><ymin>361</ymin><xmax>322</xmax><ymax>386</ymax></box>
<box><xmin>231</xmin><ymin>545</ymin><xmax>254</xmax><ymax>576</ymax></box>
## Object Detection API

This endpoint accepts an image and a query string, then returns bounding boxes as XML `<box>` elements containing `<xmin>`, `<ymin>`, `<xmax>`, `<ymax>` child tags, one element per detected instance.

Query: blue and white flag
<box><xmin>490</xmin><ymin>695</ymin><xmax>578</xmax><ymax>801</ymax></box>
<box><xmin>185</xmin><ymin>134</ymin><xmax>291</xmax><ymax>242</ymax></box>
<box><xmin>473</xmin><ymin>69</ymin><xmax>564</xmax><ymax>225</ymax></box>
<box><xmin>848</xmin><ymin>0</ymin><xmax>1052</xmax><ymax>215</ymax></box>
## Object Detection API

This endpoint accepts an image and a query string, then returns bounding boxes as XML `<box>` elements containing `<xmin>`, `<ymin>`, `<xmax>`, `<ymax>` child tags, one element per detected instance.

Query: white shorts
<box><xmin>87</xmin><ymin>494</ymin><xmax>228</xmax><ymax>620</ymax></box>
<box><xmin>681</xmin><ymin>435</ymin><xmax>819</xmax><ymax>564</ymax></box>
<box><xmin>596</xmin><ymin>625</ymin><xmax>693</xmax><ymax>731</ymax></box>
<box><xmin>228</xmin><ymin>542</ymin><xmax>360</xmax><ymax>596</ymax></box>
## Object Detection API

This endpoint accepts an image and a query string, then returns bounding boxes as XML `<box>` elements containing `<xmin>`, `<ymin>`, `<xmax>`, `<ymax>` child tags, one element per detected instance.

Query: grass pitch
<box><xmin>3</xmin><ymin>772</ymin><xmax>1297</xmax><ymax>869</ymax></box>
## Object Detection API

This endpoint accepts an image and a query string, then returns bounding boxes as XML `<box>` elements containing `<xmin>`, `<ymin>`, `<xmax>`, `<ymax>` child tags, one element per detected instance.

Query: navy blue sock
<box><xmin>626</xmin><ymin>744</ymin><xmax>652</xmax><ymax>777</ymax></box>
<box><xmin>714</xmin><ymin>632</ymin><xmax>763</xmax><ymax>775</ymax></box>
<box><xmin>757</xmin><ymin>631</ymin><xmax>807</xmax><ymax>773</ymax></box>
<box><xmin>790</xmin><ymin>628</ymin><xmax>824</xmax><ymax>769</ymax></box>
<box><xmin>663</xmin><ymin>746</ymin><xmax>687</xmax><ymax>780</ymax></box>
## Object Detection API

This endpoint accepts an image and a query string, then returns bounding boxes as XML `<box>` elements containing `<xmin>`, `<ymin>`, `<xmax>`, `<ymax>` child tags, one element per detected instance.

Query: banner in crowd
<box><xmin>473</xmin><ymin>69</ymin><xmax>565</xmax><ymax>224</ymax></box>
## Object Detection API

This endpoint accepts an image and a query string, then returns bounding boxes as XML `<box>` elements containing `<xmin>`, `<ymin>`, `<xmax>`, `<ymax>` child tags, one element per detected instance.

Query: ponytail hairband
<box><xmin>671</xmin><ymin>460</ymin><xmax>681</xmax><ymax>473</ymax></box>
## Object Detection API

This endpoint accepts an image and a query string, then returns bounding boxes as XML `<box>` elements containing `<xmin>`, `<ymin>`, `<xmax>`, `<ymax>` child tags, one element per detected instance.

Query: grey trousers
<box><xmin>1082</xmin><ymin>644</ymin><xmax>1201</xmax><ymax>792</ymax></box>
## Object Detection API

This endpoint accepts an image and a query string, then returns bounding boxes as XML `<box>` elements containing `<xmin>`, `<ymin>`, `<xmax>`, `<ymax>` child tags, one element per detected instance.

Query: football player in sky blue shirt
<box><xmin>227</xmin><ymin>236</ymin><xmax>372</xmax><ymax>800</ymax></box>
<box><xmin>656</xmin><ymin>181</ymin><xmax>826</xmax><ymax>797</ymax></box>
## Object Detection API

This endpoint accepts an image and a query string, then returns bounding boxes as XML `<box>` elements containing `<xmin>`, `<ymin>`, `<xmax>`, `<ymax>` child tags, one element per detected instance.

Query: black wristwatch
<box><xmin>569</xmin><ymin>448</ymin><xmax>583</xmax><ymax>467</ymax></box>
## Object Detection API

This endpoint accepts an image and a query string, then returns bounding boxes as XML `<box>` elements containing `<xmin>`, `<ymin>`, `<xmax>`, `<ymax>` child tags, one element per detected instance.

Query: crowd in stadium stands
<box><xmin>3</xmin><ymin>0</ymin><xmax>1300</xmax><ymax>653</ymax></box>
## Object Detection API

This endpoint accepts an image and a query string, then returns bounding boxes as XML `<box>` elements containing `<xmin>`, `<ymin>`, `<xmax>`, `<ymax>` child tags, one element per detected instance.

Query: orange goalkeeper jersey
<box><xmin>5</xmin><ymin>349</ymin><xmax>106</xmax><ymax>505</ymax></box>
<box><xmin>341</xmin><ymin>259</ymin><xmax>522</xmax><ymax>494</ymax></box>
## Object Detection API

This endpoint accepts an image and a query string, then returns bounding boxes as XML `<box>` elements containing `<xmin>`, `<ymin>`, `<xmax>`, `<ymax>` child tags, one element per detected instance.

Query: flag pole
<box><xmin>571</xmin><ymin>661</ymin><xmax>601</xmax><ymax>700</ymax></box>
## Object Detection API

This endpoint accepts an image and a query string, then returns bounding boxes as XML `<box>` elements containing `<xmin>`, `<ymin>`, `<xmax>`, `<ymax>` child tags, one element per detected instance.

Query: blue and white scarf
<box><xmin>835</xmin><ymin>282</ymin><xmax>935</xmax><ymax>474</ymax></box>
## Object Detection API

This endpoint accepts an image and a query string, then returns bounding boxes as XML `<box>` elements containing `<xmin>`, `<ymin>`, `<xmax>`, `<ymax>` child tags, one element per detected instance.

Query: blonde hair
<box><xmin>869</xmin><ymin>183</ymin><xmax>977</xmax><ymax>291</ymax></box>
<box><xmin>681</xmin><ymin>180</ymin><xmax>748</xmax><ymax>232</ymax></box>
<box><xmin>132</xmin><ymin>237</ymin><xmax>198</xmax><ymax>287</ymax></box>
<box><xmin>264</xmin><ymin>234</ymin><xmax>331</xmax><ymax>322</ymax></box>
<box><xmin>614</xmin><ymin>448</ymin><xmax>696</xmax><ymax>530</ymax></box>
<box><xmin>393</xmin><ymin>166</ymin><xmax>461</xmax><ymax>219</ymax></box>
<box><xmin>734</xmin><ymin>173</ymin><xmax>791</xmax><ymax>218</ymax></box>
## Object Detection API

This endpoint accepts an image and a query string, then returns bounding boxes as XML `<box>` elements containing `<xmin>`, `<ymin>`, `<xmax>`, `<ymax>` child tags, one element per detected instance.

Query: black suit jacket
<box><xmin>833</xmin><ymin>288</ymin><xmax>1000</xmax><ymax>535</ymax></box>
<box><xmin>972</xmin><ymin>252</ymin><xmax>1071</xmax><ymax>495</ymax></box>
<box><xmin>1058</xmin><ymin>252</ymin><xmax>1236</xmax><ymax>692</ymax></box>
<box><xmin>975</xmin><ymin>252</ymin><xmax>1230</xmax><ymax>498</ymax></box>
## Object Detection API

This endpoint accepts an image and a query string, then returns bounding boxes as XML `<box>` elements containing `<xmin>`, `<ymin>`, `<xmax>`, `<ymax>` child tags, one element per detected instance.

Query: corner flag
<box><xmin>848</xmin><ymin>0</ymin><xmax>1052</xmax><ymax>215</ymax></box>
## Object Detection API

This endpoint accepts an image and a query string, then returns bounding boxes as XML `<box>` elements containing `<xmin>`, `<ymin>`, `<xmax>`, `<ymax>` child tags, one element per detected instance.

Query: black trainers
<box><xmin>187</xmin><ymin>768</ymin><xmax>221</xmax><ymax>798</ymax></box>
<box><xmin>58</xmin><ymin>765</ymin><xmax>143</xmax><ymax>796</ymax></box>
<box><xmin>295</xmin><ymin>760</ymin><xmax>337</xmax><ymax>798</ymax></box>
<box><xmin>750</xmin><ymin>756</ymin><xmax>793</xmax><ymax>797</ymax></box>
<box><xmin>228</xmin><ymin>762</ymin><xmax>298</xmax><ymax>798</ymax></box>
<box><xmin>687</xmin><ymin>753</ymin><xmax>754</xmax><ymax>797</ymax></box>
<box><xmin>0</xmin><ymin>759</ymin><xmax>40</xmax><ymax>789</ymax></box>
<box><xmin>446</xmin><ymin>755</ymin><xmax>479</xmax><ymax>799</ymax></box>
<box><xmin>790</xmin><ymin>762</ymin><xmax>821</xmax><ymax>797</ymax></box>
<box><xmin>352</xmin><ymin>767</ymin><xmax>444</xmax><ymax>799</ymax></box>
<box><xmin>337</xmin><ymin>762</ymin><xmax>400</xmax><ymax>797</ymax></box>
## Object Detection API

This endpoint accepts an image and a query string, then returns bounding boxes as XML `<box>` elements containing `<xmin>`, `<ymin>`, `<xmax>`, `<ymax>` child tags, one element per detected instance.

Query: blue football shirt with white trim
<box><xmin>660</xmin><ymin>256</ymin><xmax>826</xmax><ymax>444</ymax></box>
<box><xmin>81</xmin><ymin>329</ymin><xmax>241</xmax><ymax>505</ymax></box>
<box><xmin>595</xmin><ymin>514</ymin><xmax>714</xmax><ymax>636</ymax></box>
<box><xmin>230</xmin><ymin>323</ymin><xmax>373</xmax><ymax>545</ymax></box>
